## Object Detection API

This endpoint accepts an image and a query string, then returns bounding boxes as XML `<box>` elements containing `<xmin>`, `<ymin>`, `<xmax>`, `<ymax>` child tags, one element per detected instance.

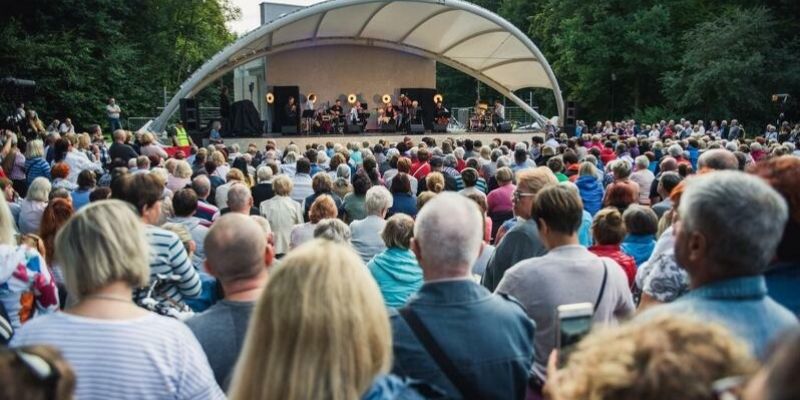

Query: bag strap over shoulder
<box><xmin>594</xmin><ymin>261</ymin><xmax>609</xmax><ymax>313</ymax></box>
<box><xmin>399</xmin><ymin>307</ymin><xmax>481</xmax><ymax>400</ymax></box>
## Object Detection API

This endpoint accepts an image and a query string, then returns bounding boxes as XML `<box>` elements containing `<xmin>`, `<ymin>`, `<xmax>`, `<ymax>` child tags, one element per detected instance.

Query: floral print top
<box><xmin>0</xmin><ymin>244</ymin><xmax>59</xmax><ymax>329</ymax></box>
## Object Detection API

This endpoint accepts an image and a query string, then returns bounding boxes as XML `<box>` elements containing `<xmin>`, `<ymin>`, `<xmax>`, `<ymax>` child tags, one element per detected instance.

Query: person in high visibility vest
<box><xmin>171</xmin><ymin>121</ymin><xmax>194</xmax><ymax>147</ymax></box>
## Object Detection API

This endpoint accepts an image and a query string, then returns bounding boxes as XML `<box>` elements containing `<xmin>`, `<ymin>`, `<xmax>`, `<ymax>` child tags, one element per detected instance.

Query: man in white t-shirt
<box><xmin>106</xmin><ymin>97</ymin><xmax>122</xmax><ymax>132</ymax></box>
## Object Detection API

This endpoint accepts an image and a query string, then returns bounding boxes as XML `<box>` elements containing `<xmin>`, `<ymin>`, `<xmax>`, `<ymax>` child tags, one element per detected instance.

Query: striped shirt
<box><xmin>11</xmin><ymin>312</ymin><xmax>225</xmax><ymax>399</ymax></box>
<box><xmin>145</xmin><ymin>226</ymin><xmax>202</xmax><ymax>303</ymax></box>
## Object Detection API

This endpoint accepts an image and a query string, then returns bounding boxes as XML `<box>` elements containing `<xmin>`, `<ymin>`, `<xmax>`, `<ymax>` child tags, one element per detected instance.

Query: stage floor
<box><xmin>214</xmin><ymin>131</ymin><xmax>540</xmax><ymax>149</ymax></box>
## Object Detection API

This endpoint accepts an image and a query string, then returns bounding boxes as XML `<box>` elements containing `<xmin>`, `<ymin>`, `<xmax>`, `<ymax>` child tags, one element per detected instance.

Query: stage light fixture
<box><xmin>433</xmin><ymin>94</ymin><xmax>443</xmax><ymax>103</ymax></box>
<box><xmin>266</xmin><ymin>92</ymin><xmax>275</xmax><ymax>104</ymax></box>
<box><xmin>347</xmin><ymin>94</ymin><xmax>357</xmax><ymax>104</ymax></box>
<box><xmin>308</xmin><ymin>93</ymin><xmax>317</xmax><ymax>104</ymax></box>
<box><xmin>382</xmin><ymin>94</ymin><xmax>392</xmax><ymax>104</ymax></box>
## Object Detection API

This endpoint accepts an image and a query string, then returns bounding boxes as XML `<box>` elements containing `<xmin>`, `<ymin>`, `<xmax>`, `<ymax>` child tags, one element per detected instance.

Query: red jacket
<box><xmin>589</xmin><ymin>244</ymin><xmax>636</xmax><ymax>287</ymax></box>
<box><xmin>600</xmin><ymin>148</ymin><xmax>617</xmax><ymax>165</ymax></box>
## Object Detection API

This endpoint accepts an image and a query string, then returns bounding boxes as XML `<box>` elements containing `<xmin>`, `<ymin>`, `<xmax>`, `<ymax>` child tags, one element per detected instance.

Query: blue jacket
<box><xmin>578</xmin><ymin>210</ymin><xmax>593</xmax><ymax>247</ymax></box>
<box><xmin>640</xmin><ymin>275</ymin><xmax>798</xmax><ymax>359</ymax></box>
<box><xmin>369</xmin><ymin>248</ymin><xmax>423</xmax><ymax>308</ymax></box>
<box><xmin>25</xmin><ymin>157</ymin><xmax>51</xmax><ymax>186</ymax></box>
<box><xmin>765</xmin><ymin>261</ymin><xmax>800</xmax><ymax>317</ymax></box>
<box><xmin>621</xmin><ymin>234</ymin><xmax>656</xmax><ymax>267</ymax></box>
<box><xmin>362</xmin><ymin>374</ymin><xmax>426</xmax><ymax>400</ymax></box>
<box><xmin>576</xmin><ymin>175</ymin><xmax>604</xmax><ymax>216</ymax></box>
<box><xmin>388</xmin><ymin>192</ymin><xmax>417</xmax><ymax>218</ymax></box>
<box><xmin>688</xmin><ymin>146</ymin><xmax>699</xmax><ymax>171</ymax></box>
<box><xmin>391</xmin><ymin>280</ymin><xmax>534</xmax><ymax>399</ymax></box>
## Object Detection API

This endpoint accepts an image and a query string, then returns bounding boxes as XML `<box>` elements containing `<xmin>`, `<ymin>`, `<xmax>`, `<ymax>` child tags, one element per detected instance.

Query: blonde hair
<box><xmin>211</xmin><ymin>151</ymin><xmax>226</xmax><ymax>166</ymax></box>
<box><xmin>140</xmin><ymin>132</ymin><xmax>155</xmax><ymax>145</ymax></box>
<box><xmin>273</xmin><ymin>175</ymin><xmax>294</xmax><ymax>196</ymax></box>
<box><xmin>381</xmin><ymin>214</ymin><xmax>414</xmax><ymax>249</ymax></box>
<box><xmin>77</xmin><ymin>133</ymin><xmax>91</xmax><ymax>150</ymax></box>
<box><xmin>173</xmin><ymin>160</ymin><xmax>192</xmax><ymax>179</ymax></box>
<box><xmin>517</xmin><ymin>166</ymin><xmax>558</xmax><ymax>195</ymax></box>
<box><xmin>25</xmin><ymin>139</ymin><xmax>45</xmax><ymax>158</ymax></box>
<box><xmin>55</xmin><ymin>200</ymin><xmax>150</xmax><ymax>300</ymax></box>
<box><xmin>425</xmin><ymin>171</ymin><xmax>445</xmax><ymax>193</ymax></box>
<box><xmin>0</xmin><ymin>195</ymin><xmax>16</xmax><ymax>245</ymax></box>
<box><xmin>552</xmin><ymin>315</ymin><xmax>756</xmax><ymax>400</ymax></box>
<box><xmin>229</xmin><ymin>240</ymin><xmax>391</xmax><ymax>400</ymax></box>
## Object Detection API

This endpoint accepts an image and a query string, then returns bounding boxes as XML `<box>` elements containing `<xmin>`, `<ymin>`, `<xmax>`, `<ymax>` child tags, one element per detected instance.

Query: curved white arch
<box><xmin>151</xmin><ymin>0</ymin><xmax>564</xmax><ymax>132</ymax></box>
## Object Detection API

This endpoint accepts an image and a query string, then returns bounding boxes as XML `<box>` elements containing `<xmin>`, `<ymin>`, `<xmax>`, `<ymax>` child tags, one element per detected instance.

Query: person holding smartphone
<box><xmin>495</xmin><ymin>183</ymin><xmax>634</xmax><ymax>390</ymax></box>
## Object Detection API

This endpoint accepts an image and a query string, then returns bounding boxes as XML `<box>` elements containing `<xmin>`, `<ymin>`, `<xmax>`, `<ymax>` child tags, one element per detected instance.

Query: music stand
<box><xmin>301</xmin><ymin>110</ymin><xmax>315</xmax><ymax>118</ymax></box>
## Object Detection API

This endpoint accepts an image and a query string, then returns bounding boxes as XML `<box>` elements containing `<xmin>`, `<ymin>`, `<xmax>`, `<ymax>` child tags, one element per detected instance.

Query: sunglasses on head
<box><xmin>513</xmin><ymin>191</ymin><xmax>536</xmax><ymax>201</ymax></box>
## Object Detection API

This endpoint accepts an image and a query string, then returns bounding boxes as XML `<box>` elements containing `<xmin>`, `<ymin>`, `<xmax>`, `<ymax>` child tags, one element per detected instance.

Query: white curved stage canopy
<box><xmin>150</xmin><ymin>0</ymin><xmax>564</xmax><ymax>133</ymax></box>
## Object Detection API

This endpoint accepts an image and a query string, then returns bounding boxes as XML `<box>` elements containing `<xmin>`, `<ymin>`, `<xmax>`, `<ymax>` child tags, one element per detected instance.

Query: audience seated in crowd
<box><xmin>2</xmin><ymin>115</ymin><xmax>800</xmax><ymax>400</ymax></box>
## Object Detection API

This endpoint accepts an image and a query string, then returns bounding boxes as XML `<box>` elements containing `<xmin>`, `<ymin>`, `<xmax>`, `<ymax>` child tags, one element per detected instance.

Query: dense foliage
<box><xmin>0</xmin><ymin>0</ymin><xmax>238</xmax><ymax>130</ymax></box>
<box><xmin>440</xmin><ymin>0</ymin><xmax>800</xmax><ymax>129</ymax></box>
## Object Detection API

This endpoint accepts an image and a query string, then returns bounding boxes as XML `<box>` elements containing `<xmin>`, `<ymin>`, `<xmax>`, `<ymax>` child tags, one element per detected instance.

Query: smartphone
<box><xmin>555</xmin><ymin>303</ymin><xmax>594</xmax><ymax>364</ymax></box>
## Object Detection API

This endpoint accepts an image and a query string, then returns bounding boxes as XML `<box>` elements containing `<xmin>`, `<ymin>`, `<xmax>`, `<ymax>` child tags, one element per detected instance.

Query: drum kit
<box><xmin>469</xmin><ymin>102</ymin><xmax>494</xmax><ymax>132</ymax></box>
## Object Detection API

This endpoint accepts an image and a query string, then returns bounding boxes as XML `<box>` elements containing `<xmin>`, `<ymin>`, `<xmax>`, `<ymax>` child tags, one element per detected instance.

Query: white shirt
<box><xmin>260</xmin><ymin>195</ymin><xmax>304</xmax><ymax>255</ymax></box>
<box><xmin>59</xmin><ymin>123</ymin><xmax>74</xmax><ymax>134</ymax></box>
<box><xmin>12</xmin><ymin>312</ymin><xmax>225</xmax><ymax>400</ymax></box>
<box><xmin>107</xmin><ymin>103</ymin><xmax>121</xmax><ymax>119</ymax></box>
<box><xmin>64</xmin><ymin>150</ymin><xmax>103</xmax><ymax>183</ymax></box>
<box><xmin>494</xmin><ymin>104</ymin><xmax>505</xmax><ymax>120</ymax></box>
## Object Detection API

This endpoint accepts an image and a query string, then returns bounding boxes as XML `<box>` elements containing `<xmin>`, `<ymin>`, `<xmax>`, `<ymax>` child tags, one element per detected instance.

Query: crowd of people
<box><xmin>0</xmin><ymin>114</ymin><xmax>799</xmax><ymax>400</ymax></box>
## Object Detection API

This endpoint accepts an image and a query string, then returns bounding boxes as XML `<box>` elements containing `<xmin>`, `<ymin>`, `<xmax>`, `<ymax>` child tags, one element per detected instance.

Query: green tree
<box><xmin>662</xmin><ymin>6</ymin><xmax>799</xmax><ymax>129</ymax></box>
<box><xmin>0</xmin><ymin>0</ymin><xmax>237</xmax><ymax>130</ymax></box>
<box><xmin>531</xmin><ymin>0</ymin><xmax>676</xmax><ymax>122</ymax></box>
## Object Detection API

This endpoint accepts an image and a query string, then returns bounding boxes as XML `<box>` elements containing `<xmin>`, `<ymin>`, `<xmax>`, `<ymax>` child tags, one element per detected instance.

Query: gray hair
<box><xmin>413</xmin><ymin>192</ymin><xmax>483</xmax><ymax>275</ymax></box>
<box><xmin>257</xmin><ymin>166</ymin><xmax>273</xmax><ymax>182</ymax></box>
<box><xmin>336</xmin><ymin>163</ymin><xmax>351</xmax><ymax>180</ymax></box>
<box><xmin>611</xmin><ymin>159</ymin><xmax>632</xmax><ymax>179</ymax></box>
<box><xmin>697</xmin><ymin>149</ymin><xmax>738</xmax><ymax>171</ymax></box>
<box><xmin>679</xmin><ymin>171</ymin><xmax>788</xmax><ymax>275</ymax></box>
<box><xmin>365</xmin><ymin>185</ymin><xmax>393</xmax><ymax>215</ymax></box>
<box><xmin>634</xmin><ymin>155</ymin><xmax>649</xmax><ymax>170</ymax></box>
<box><xmin>227</xmin><ymin>183</ymin><xmax>253</xmax><ymax>211</ymax></box>
<box><xmin>444</xmin><ymin>154</ymin><xmax>457</xmax><ymax>168</ymax></box>
<box><xmin>313</xmin><ymin>218</ymin><xmax>351</xmax><ymax>243</ymax></box>
<box><xmin>26</xmin><ymin>177</ymin><xmax>52</xmax><ymax>202</ymax></box>
<box><xmin>668</xmin><ymin>144</ymin><xmax>683</xmax><ymax>158</ymax></box>
<box><xmin>496</xmin><ymin>156</ymin><xmax>511</xmax><ymax>169</ymax></box>
<box><xmin>386</xmin><ymin>148</ymin><xmax>400</xmax><ymax>159</ymax></box>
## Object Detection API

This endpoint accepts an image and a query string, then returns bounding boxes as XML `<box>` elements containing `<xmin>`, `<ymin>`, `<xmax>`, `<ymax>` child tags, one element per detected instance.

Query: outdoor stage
<box><xmin>214</xmin><ymin>131</ymin><xmax>539</xmax><ymax>149</ymax></box>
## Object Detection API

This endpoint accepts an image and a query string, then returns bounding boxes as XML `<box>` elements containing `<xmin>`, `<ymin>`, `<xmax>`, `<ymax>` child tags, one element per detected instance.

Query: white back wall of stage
<box><xmin>266</xmin><ymin>44</ymin><xmax>435</xmax><ymax>128</ymax></box>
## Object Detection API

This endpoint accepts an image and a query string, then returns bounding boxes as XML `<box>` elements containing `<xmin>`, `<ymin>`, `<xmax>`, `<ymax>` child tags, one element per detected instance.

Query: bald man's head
<box><xmin>697</xmin><ymin>149</ymin><xmax>738</xmax><ymax>171</ymax></box>
<box><xmin>205</xmin><ymin>213</ymin><xmax>269</xmax><ymax>283</ymax></box>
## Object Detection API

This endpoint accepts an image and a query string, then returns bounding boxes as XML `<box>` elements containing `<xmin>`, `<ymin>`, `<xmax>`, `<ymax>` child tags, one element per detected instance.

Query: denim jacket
<box><xmin>641</xmin><ymin>275</ymin><xmax>798</xmax><ymax>359</ymax></box>
<box><xmin>390</xmin><ymin>279</ymin><xmax>534</xmax><ymax>399</ymax></box>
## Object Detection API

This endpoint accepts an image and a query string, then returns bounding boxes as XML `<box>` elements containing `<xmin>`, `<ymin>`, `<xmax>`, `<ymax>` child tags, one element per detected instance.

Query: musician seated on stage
<box><xmin>330</xmin><ymin>100</ymin><xmax>344</xmax><ymax>120</ymax></box>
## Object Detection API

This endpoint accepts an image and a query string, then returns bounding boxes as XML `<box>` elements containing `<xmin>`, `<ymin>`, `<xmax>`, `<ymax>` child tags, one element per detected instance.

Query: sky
<box><xmin>227</xmin><ymin>0</ymin><xmax>324</xmax><ymax>34</ymax></box>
